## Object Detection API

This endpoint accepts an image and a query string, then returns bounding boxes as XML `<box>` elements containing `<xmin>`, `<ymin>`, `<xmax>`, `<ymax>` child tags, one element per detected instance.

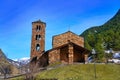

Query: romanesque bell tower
<box><xmin>30</xmin><ymin>20</ymin><xmax>46</xmax><ymax>60</ymax></box>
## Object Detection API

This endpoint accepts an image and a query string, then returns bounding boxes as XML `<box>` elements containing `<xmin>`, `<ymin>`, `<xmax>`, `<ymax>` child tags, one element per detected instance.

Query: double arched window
<box><xmin>36</xmin><ymin>25</ymin><xmax>41</xmax><ymax>31</ymax></box>
<box><xmin>36</xmin><ymin>35</ymin><xmax>41</xmax><ymax>40</ymax></box>
<box><xmin>36</xmin><ymin>44</ymin><xmax>40</xmax><ymax>51</ymax></box>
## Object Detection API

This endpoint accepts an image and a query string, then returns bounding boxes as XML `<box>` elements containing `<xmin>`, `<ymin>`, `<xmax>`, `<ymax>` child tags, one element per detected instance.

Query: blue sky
<box><xmin>0</xmin><ymin>0</ymin><xmax>120</xmax><ymax>59</ymax></box>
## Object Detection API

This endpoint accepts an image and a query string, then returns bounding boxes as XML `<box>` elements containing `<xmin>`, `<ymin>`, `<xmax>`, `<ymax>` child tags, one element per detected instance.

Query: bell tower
<box><xmin>30</xmin><ymin>20</ymin><xmax>46</xmax><ymax>60</ymax></box>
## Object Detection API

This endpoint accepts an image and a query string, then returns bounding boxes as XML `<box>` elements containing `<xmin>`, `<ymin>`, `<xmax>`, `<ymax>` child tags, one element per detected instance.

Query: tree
<box><xmin>84</xmin><ymin>40</ymin><xmax>92</xmax><ymax>50</ymax></box>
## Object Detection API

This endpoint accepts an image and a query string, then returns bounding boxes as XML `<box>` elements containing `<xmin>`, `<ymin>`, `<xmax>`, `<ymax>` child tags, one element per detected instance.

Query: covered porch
<box><xmin>59</xmin><ymin>42</ymin><xmax>89</xmax><ymax>64</ymax></box>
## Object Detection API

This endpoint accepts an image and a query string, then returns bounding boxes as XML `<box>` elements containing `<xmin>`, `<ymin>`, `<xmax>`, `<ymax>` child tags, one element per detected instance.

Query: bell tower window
<box><xmin>36</xmin><ymin>44</ymin><xmax>40</xmax><ymax>51</ymax></box>
<box><xmin>36</xmin><ymin>35</ymin><xmax>41</xmax><ymax>40</ymax></box>
<box><xmin>36</xmin><ymin>25</ymin><xmax>41</xmax><ymax>31</ymax></box>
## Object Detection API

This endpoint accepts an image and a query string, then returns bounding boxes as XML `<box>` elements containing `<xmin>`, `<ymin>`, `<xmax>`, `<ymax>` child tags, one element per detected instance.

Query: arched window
<box><xmin>36</xmin><ymin>25</ymin><xmax>41</xmax><ymax>31</ymax></box>
<box><xmin>38</xmin><ymin>25</ymin><xmax>41</xmax><ymax>30</ymax></box>
<box><xmin>36</xmin><ymin>44</ymin><xmax>40</xmax><ymax>51</ymax></box>
<box><xmin>36</xmin><ymin>35</ymin><xmax>41</xmax><ymax>40</ymax></box>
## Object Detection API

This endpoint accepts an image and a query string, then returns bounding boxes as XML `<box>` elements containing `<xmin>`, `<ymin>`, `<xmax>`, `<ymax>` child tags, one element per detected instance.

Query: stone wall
<box><xmin>48</xmin><ymin>49</ymin><xmax>60</xmax><ymax>64</ymax></box>
<box><xmin>30</xmin><ymin>20</ymin><xmax>46</xmax><ymax>59</ymax></box>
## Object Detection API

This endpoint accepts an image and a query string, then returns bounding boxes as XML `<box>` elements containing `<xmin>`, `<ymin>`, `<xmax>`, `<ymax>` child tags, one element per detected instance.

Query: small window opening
<box><xmin>36</xmin><ymin>25</ymin><xmax>41</xmax><ymax>31</ymax></box>
<box><xmin>36</xmin><ymin>44</ymin><xmax>40</xmax><ymax>51</ymax></box>
<box><xmin>36</xmin><ymin>35</ymin><xmax>41</xmax><ymax>40</ymax></box>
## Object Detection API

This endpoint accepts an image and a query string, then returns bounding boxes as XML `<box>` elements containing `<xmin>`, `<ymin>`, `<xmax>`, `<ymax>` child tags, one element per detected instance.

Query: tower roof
<box><xmin>32</xmin><ymin>20</ymin><xmax>46</xmax><ymax>24</ymax></box>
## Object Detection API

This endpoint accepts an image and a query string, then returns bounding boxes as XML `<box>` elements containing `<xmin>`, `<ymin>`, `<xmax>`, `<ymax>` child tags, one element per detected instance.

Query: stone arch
<box><xmin>36</xmin><ymin>35</ymin><xmax>41</xmax><ymax>40</ymax></box>
<box><xmin>36</xmin><ymin>25</ymin><xmax>41</xmax><ymax>31</ymax></box>
<box><xmin>36</xmin><ymin>44</ymin><xmax>40</xmax><ymax>51</ymax></box>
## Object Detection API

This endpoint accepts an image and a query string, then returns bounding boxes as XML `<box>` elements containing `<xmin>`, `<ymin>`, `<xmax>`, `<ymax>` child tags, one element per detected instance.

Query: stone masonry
<box><xmin>30</xmin><ymin>20</ymin><xmax>46</xmax><ymax>60</ymax></box>
<box><xmin>30</xmin><ymin>20</ymin><xmax>90</xmax><ymax>67</ymax></box>
<box><xmin>52</xmin><ymin>31</ymin><xmax>84</xmax><ymax>48</ymax></box>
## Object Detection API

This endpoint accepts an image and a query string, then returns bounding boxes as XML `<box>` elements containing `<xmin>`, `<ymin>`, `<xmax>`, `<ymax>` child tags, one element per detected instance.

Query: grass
<box><xmin>10</xmin><ymin>76</ymin><xmax>24</xmax><ymax>80</ymax></box>
<box><xmin>10</xmin><ymin>64</ymin><xmax>120</xmax><ymax>80</ymax></box>
<box><xmin>35</xmin><ymin>64</ymin><xmax>120</xmax><ymax>80</ymax></box>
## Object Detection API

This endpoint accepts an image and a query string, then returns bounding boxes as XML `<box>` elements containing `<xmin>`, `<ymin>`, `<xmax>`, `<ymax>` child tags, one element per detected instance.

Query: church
<box><xmin>30</xmin><ymin>20</ymin><xmax>90</xmax><ymax>67</ymax></box>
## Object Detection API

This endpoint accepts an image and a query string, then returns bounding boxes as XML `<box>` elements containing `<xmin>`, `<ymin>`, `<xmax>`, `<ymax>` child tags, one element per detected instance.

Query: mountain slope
<box><xmin>0</xmin><ymin>49</ymin><xmax>19</xmax><ymax>74</ymax></box>
<box><xmin>35</xmin><ymin>64</ymin><xmax>120</xmax><ymax>80</ymax></box>
<box><xmin>0</xmin><ymin>49</ymin><xmax>8</xmax><ymax>64</ymax></box>
<box><xmin>81</xmin><ymin>9</ymin><xmax>120</xmax><ymax>60</ymax></box>
<box><xmin>81</xmin><ymin>9</ymin><xmax>120</xmax><ymax>36</ymax></box>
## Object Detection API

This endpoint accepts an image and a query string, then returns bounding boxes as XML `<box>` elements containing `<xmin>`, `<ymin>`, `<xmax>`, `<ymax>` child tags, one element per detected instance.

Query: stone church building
<box><xmin>30</xmin><ymin>20</ymin><xmax>90</xmax><ymax>67</ymax></box>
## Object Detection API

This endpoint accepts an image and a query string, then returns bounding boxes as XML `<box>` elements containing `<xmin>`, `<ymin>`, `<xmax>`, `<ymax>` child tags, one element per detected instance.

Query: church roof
<box><xmin>45</xmin><ymin>41</ymin><xmax>90</xmax><ymax>54</ymax></box>
<box><xmin>32</xmin><ymin>20</ymin><xmax>46</xmax><ymax>24</ymax></box>
<box><xmin>52</xmin><ymin>31</ymin><xmax>84</xmax><ymax>48</ymax></box>
<box><xmin>53</xmin><ymin>31</ymin><xmax>83</xmax><ymax>39</ymax></box>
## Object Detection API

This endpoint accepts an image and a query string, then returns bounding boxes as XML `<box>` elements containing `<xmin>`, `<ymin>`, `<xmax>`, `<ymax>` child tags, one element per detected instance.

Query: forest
<box><xmin>81</xmin><ymin>9</ymin><xmax>120</xmax><ymax>61</ymax></box>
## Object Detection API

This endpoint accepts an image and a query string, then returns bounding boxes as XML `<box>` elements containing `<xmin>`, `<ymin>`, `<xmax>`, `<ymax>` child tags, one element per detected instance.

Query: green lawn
<box><xmin>35</xmin><ymin>64</ymin><xmax>120</xmax><ymax>80</ymax></box>
<box><xmin>11</xmin><ymin>77</ymin><xmax>24</xmax><ymax>80</ymax></box>
<box><xmin>11</xmin><ymin>64</ymin><xmax>120</xmax><ymax>80</ymax></box>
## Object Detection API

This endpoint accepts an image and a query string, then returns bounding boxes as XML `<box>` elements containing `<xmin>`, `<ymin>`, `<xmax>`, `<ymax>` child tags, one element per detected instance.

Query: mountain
<box><xmin>0</xmin><ymin>49</ymin><xmax>30</xmax><ymax>75</ymax></box>
<box><xmin>81</xmin><ymin>9</ymin><xmax>120</xmax><ymax>60</ymax></box>
<box><xmin>0</xmin><ymin>48</ymin><xmax>30</xmax><ymax>66</ymax></box>
<box><xmin>0</xmin><ymin>49</ymin><xmax>19</xmax><ymax>67</ymax></box>
<box><xmin>0</xmin><ymin>49</ymin><xmax>19</xmax><ymax>74</ymax></box>
<box><xmin>12</xmin><ymin>57</ymin><xmax>30</xmax><ymax>66</ymax></box>
<box><xmin>7</xmin><ymin>58</ymin><xmax>20</xmax><ymax>67</ymax></box>
<box><xmin>0</xmin><ymin>49</ymin><xmax>9</xmax><ymax>64</ymax></box>
<box><xmin>17</xmin><ymin>57</ymin><xmax>30</xmax><ymax>65</ymax></box>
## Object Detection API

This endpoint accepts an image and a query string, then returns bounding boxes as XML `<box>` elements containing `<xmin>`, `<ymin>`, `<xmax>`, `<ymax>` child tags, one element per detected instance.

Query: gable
<box><xmin>52</xmin><ymin>31</ymin><xmax>84</xmax><ymax>48</ymax></box>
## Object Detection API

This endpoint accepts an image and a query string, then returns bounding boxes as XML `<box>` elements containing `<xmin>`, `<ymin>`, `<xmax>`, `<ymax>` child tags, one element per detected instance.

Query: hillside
<box><xmin>81</xmin><ymin>9</ymin><xmax>120</xmax><ymax>60</ymax></box>
<box><xmin>0</xmin><ymin>49</ymin><xmax>19</xmax><ymax>75</ymax></box>
<box><xmin>0</xmin><ymin>49</ymin><xmax>10</xmax><ymax>66</ymax></box>
<box><xmin>11</xmin><ymin>64</ymin><xmax>120</xmax><ymax>80</ymax></box>
<box><xmin>37</xmin><ymin>64</ymin><xmax>120</xmax><ymax>80</ymax></box>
